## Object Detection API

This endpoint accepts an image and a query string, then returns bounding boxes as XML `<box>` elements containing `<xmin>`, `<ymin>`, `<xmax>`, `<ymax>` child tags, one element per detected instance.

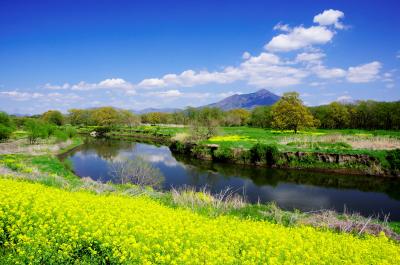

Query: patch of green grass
<box><xmin>57</xmin><ymin>137</ymin><xmax>83</xmax><ymax>155</ymax></box>
<box><xmin>390</xmin><ymin>222</ymin><xmax>400</xmax><ymax>234</ymax></box>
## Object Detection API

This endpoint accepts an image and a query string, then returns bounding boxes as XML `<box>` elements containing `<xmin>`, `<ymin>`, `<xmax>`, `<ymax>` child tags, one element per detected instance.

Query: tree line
<box><xmin>1</xmin><ymin>92</ymin><xmax>399</xmax><ymax>141</ymax></box>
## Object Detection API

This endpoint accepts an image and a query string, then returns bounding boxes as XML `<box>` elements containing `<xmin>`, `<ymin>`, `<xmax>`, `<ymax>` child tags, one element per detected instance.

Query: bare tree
<box><xmin>109</xmin><ymin>156</ymin><xmax>164</xmax><ymax>189</ymax></box>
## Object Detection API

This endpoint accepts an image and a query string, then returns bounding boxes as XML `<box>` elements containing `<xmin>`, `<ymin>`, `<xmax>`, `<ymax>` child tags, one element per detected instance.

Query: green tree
<box><xmin>68</xmin><ymin>109</ymin><xmax>93</xmax><ymax>126</ymax></box>
<box><xmin>119</xmin><ymin>110</ymin><xmax>140</xmax><ymax>129</ymax></box>
<box><xmin>224</xmin><ymin>109</ymin><xmax>250</xmax><ymax>126</ymax></box>
<box><xmin>92</xmin><ymin>107</ymin><xmax>121</xmax><ymax>127</ymax></box>
<box><xmin>249</xmin><ymin>106</ymin><xmax>273</xmax><ymax>128</ymax></box>
<box><xmin>42</xmin><ymin>110</ymin><xmax>64</xmax><ymax>126</ymax></box>
<box><xmin>0</xmin><ymin>112</ymin><xmax>15</xmax><ymax>140</ymax></box>
<box><xmin>24</xmin><ymin>119</ymin><xmax>50</xmax><ymax>144</ymax></box>
<box><xmin>325</xmin><ymin>102</ymin><xmax>350</xmax><ymax>129</ymax></box>
<box><xmin>271</xmin><ymin>92</ymin><xmax>316</xmax><ymax>133</ymax></box>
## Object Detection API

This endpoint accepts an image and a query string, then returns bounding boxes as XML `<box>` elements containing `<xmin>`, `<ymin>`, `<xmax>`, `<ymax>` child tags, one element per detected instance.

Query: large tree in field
<box><xmin>42</xmin><ymin>110</ymin><xmax>64</xmax><ymax>126</ymax></box>
<box><xmin>92</xmin><ymin>107</ymin><xmax>121</xmax><ymax>127</ymax></box>
<box><xmin>271</xmin><ymin>92</ymin><xmax>316</xmax><ymax>133</ymax></box>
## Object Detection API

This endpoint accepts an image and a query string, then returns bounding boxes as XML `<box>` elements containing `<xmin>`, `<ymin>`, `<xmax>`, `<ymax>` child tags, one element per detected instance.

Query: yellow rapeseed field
<box><xmin>0</xmin><ymin>178</ymin><xmax>399</xmax><ymax>264</ymax></box>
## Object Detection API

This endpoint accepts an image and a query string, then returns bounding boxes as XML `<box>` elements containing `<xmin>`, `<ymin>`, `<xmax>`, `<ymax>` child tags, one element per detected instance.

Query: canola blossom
<box><xmin>0</xmin><ymin>179</ymin><xmax>399</xmax><ymax>264</ymax></box>
<box><xmin>208</xmin><ymin>135</ymin><xmax>252</xmax><ymax>142</ymax></box>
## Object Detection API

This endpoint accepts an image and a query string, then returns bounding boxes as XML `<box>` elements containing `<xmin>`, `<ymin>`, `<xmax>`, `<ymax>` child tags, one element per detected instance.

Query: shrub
<box><xmin>191</xmin><ymin>145</ymin><xmax>212</xmax><ymax>159</ymax></box>
<box><xmin>54</xmin><ymin>130</ymin><xmax>68</xmax><ymax>142</ymax></box>
<box><xmin>213</xmin><ymin>147</ymin><xmax>234</xmax><ymax>162</ymax></box>
<box><xmin>109</xmin><ymin>157</ymin><xmax>164</xmax><ymax>189</ymax></box>
<box><xmin>24</xmin><ymin>119</ymin><xmax>50</xmax><ymax>144</ymax></box>
<box><xmin>0</xmin><ymin>124</ymin><xmax>13</xmax><ymax>141</ymax></box>
<box><xmin>250</xmin><ymin>143</ymin><xmax>267</xmax><ymax>163</ymax></box>
<box><xmin>0</xmin><ymin>112</ymin><xmax>15</xmax><ymax>141</ymax></box>
<box><xmin>65</xmin><ymin>126</ymin><xmax>77</xmax><ymax>138</ymax></box>
<box><xmin>250</xmin><ymin>143</ymin><xmax>280</xmax><ymax>166</ymax></box>
<box><xmin>94</xmin><ymin>126</ymin><xmax>111</xmax><ymax>136</ymax></box>
<box><xmin>265</xmin><ymin>144</ymin><xmax>280</xmax><ymax>166</ymax></box>
<box><xmin>386</xmin><ymin>149</ymin><xmax>400</xmax><ymax>171</ymax></box>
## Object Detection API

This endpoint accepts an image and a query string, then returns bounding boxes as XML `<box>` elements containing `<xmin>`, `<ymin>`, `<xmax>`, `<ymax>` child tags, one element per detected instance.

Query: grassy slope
<box><xmin>0</xmin><ymin>178</ymin><xmax>399</xmax><ymax>264</ymax></box>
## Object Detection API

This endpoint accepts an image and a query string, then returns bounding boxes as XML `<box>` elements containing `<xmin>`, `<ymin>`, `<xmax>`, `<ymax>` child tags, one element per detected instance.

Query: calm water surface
<box><xmin>62</xmin><ymin>138</ymin><xmax>400</xmax><ymax>220</ymax></box>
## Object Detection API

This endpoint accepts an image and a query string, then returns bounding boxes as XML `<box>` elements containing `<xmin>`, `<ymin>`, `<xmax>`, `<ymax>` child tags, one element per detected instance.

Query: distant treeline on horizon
<box><xmin>3</xmin><ymin>99</ymin><xmax>400</xmax><ymax>131</ymax></box>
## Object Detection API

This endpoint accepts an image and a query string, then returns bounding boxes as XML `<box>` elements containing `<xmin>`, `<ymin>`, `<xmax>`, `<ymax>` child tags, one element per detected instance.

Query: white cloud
<box><xmin>242</xmin><ymin>51</ymin><xmax>251</xmax><ymax>59</ymax></box>
<box><xmin>44</xmin><ymin>78</ymin><xmax>135</xmax><ymax>92</ymax></box>
<box><xmin>149</xmin><ymin>90</ymin><xmax>182</xmax><ymax>98</ymax></box>
<box><xmin>273</xmin><ymin>22</ymin><xmax>291</xmax><ymax>32</ymax></box>
<box><xmin>296</xmin><ymin>52</ymin><xmax>325</xmax><ymax>63</ymax></box>
<box><xmin>97</xmin><ymin>78</ymin><xmax>133</xmax><ymax>89</ymax></box>
<box><xmin>312</xmin><ymin>65</ymin><xmax>347</xmax><ymax>79</ymax></box>
<box><xmin>336</xmin><ymin>95</ymin><xmax>353</xmax><ymax>102</ymax></box>
<box><xmin>396</xmin><ymin>51</ymin><xmax>400</xmax><ymax>59</ymax></box>
<box><xmin>347</xmin><ymin>61</ymin><xmax>382</xmax><ymax>83</ymax></box>
<box><xmin>313</xmin><ymin>9</ymin><xmax>345</xmax><ymax>29</ymax></box>
<box><xmin>43</xmin><ymin>83</ymin><xmax>70</xmax><ymax>90</ymax></box>
<box><xmin>0</xmin><ymin>90</ymin><xmax>82</xmax><ymax>102</ymax></box>
<box><xmin>265</xmin><ymin>26</ymin><xmax>334</xmax><ymax>52</ymax></box>
<box><xmin>309</xmin><ymin>81</ymin><xmax>326</xmax><ymax>87</ymax></box>
<box><xmin>0</xmin><ymin>91</ymin><xmax>44</xmax><ymax>101</ymax></box>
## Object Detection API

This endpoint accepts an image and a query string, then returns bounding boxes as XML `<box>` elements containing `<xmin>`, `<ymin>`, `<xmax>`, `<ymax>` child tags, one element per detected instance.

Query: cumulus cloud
<box><xmin>242</xmin><ymin>51</ymin><xmax>251</xmax><ymax>60</ymax></box>
<box><xmin>296</xmin><ymin>52</ymin><xmax>326</xmax><ymax>63</ymax></box>
<box><xmin>137</xmin><ymin>52</ymin><xmax>306</xmax><ymax>89</ymax></box>
<box><xmin>0</xmin><ymin>91</ymin><xmax>44</xmax><ymax>101</ymax></box>
<box><xmin>44</xmin><ymin>78</ymin><xmax>135</xmax><ymax>92</ymax></box>
<box><xmin>265</xmin><ymin>26</ymin><xmax>334</xmax><ymax>52</ymax></box>
<box><xmin>336</xmin><ymin>95</ymin><xmax>353</xmax><ymax>102</ymax></box>
<box><xmin>346</xmin><ymin>61</ymin><xmax>382</xmax><ymax>83</ymax></box>
<box><xmin>0</xmin><ymin>90</ymin><xmax>82</xmax><ymax>102</ymax></box>
<box><xmin>43</xmin><ymin>83</ymin><xmax>70</xmax><ymax>90</ymax></box>
<box><xmin>273</xmin><ymin>22</ymin><xmax>291</xmax><ymax>32</ymax></box>
<box><xmin>313</xmin><ymin>9</ymin><xmax>345</xmax><ymax>29</ymax></box>
<box><xmin>312</xmin><ymin>65</ymin><xmax>347</xmax><ymax>79</ymax></box>
<box><xmin>148</xmin><ymin>90</ymin><xmax>182</xmax><ymax>98</ymax></box>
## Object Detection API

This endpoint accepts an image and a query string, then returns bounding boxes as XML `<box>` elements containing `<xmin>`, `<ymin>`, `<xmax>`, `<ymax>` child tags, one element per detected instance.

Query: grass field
<box><xmin>0</xmin><ymin>178</ymin><xmax>399</xmax><ymax>264</ymax></box>
<box><xmin>204</xmin><ymin>127</ymin><xmax>400</xmax><ymax>151</ymax></box>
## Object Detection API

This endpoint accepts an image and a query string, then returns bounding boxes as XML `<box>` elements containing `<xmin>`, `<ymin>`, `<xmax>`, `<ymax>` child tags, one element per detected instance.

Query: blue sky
<box><xmin>0</xmin><ymin>0</ymin><xmax>399</xmax><ymax>114</ymax></box>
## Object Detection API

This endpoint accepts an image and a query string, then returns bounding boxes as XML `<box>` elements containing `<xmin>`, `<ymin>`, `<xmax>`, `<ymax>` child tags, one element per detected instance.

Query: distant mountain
<box><xmin>132</xmin><ymin>107</ymin><xmax>182</xmax><ymax>114</ymax></box>
<box><xmin>204</xmin><ymin>89</ymin><xmax>280</xmax><ymax>110</ymax></box>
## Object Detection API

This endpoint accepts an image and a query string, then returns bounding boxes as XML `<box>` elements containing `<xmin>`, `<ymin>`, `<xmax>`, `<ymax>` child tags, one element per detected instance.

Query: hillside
<box><xmin>204</xmin><ymin>89</ymin><xmax>280</xmax><ymax>110</ymax></box>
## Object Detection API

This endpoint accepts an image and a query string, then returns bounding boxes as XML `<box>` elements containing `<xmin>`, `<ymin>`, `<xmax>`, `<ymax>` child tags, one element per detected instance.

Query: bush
<box><xmin>94</xmin><ymin>126</ymin><xmax>111</xmax><ymax>136</ymax></box>
<box><xmin>265</xmin><ymin>144</ymin><xmax>280</xmax><ymax>166</ymax></box>
<box><xmin>386</xmin><ymin>149</ymin><xmax>400</xmax><ymax>171</ymax></box>
<box><xmin>65</xmin><ymin>126</ymin><xmax>77</xmax><ymax>138</ymax></box>
<box><xmin>250</xmin><ymin>143</ymin><xmax>280</xmax><ymax>166</ymax></box>
<box><xmin>250</xmin><ymin>143</ymin><xmax>267</xmax><ymax>163</ymax></box>
<box><xmin>0</xmin><ymin>124</ymin><xmax>13</xmax><ymax>141</ymax></box>
<box><xmin>54</xmin><ymin>130</ymin><xmax>68</xmax><ymax>142</ymax></box>
<box><xmin>0</xmin><ymin>112</ymin><xmax>15</xmax><ymax>141</ymax></box>
<box><xmin>191</xmin><ymin>145</ymin><xmax>212</xmax><ymax>159</ymax></box>
<box><xmin>213</xmin><ymin>147</ymin><xmax>234</xmax><ymax>162</ymax></box>
<box><xmin>24</xmin><ymin>119</ymin><xmax>50</xmax><ymax>144</ymax></box>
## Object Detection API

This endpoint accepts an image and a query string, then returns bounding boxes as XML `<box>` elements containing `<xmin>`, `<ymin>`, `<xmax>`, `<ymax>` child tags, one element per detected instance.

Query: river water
<box><xmin>62</xmin><ymin>138</ymin><xmax>400</xmax><ymax>220</ymax></box>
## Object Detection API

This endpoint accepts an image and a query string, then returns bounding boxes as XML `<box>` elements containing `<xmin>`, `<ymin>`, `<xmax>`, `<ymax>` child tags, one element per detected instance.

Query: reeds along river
<box><xmin>61</xmin><ymin>138</ymin><xmax>400</xmax><ymax>221</ymax></box>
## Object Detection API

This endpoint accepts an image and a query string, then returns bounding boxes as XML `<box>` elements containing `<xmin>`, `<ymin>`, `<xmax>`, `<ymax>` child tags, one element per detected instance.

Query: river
<box><xmin>61</xmin><ymin>138</ymin><xmax>400</xmax><ymax>220</ymax></box>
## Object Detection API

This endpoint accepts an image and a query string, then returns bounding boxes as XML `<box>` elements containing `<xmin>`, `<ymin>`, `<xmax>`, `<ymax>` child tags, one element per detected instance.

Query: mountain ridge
<box><xmin>204</xmin><ymin>89</ymin><xmax>280</xmax><ymax>110</ymax></box>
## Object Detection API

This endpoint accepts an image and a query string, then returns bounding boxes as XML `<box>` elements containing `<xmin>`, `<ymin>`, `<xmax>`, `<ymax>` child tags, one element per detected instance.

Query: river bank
<box><xmin>93</xmin><ymin>127</ymin><xmax>400</xmax><ymax>178</ymax></box>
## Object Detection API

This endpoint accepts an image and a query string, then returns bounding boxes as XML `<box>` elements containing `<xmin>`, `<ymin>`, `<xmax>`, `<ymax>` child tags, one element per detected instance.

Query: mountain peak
<box><xmin>204</xmin><ymin>89</ymin><xmax>280</xmax><ymax>110</ymax></box>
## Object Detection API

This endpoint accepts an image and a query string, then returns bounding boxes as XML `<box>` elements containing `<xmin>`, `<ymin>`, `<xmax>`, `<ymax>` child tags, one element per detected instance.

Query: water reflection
<box><xmin>62</xmin><ymin>138</ymin><xmax>400</xmax><ymax>220</ymax></box>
